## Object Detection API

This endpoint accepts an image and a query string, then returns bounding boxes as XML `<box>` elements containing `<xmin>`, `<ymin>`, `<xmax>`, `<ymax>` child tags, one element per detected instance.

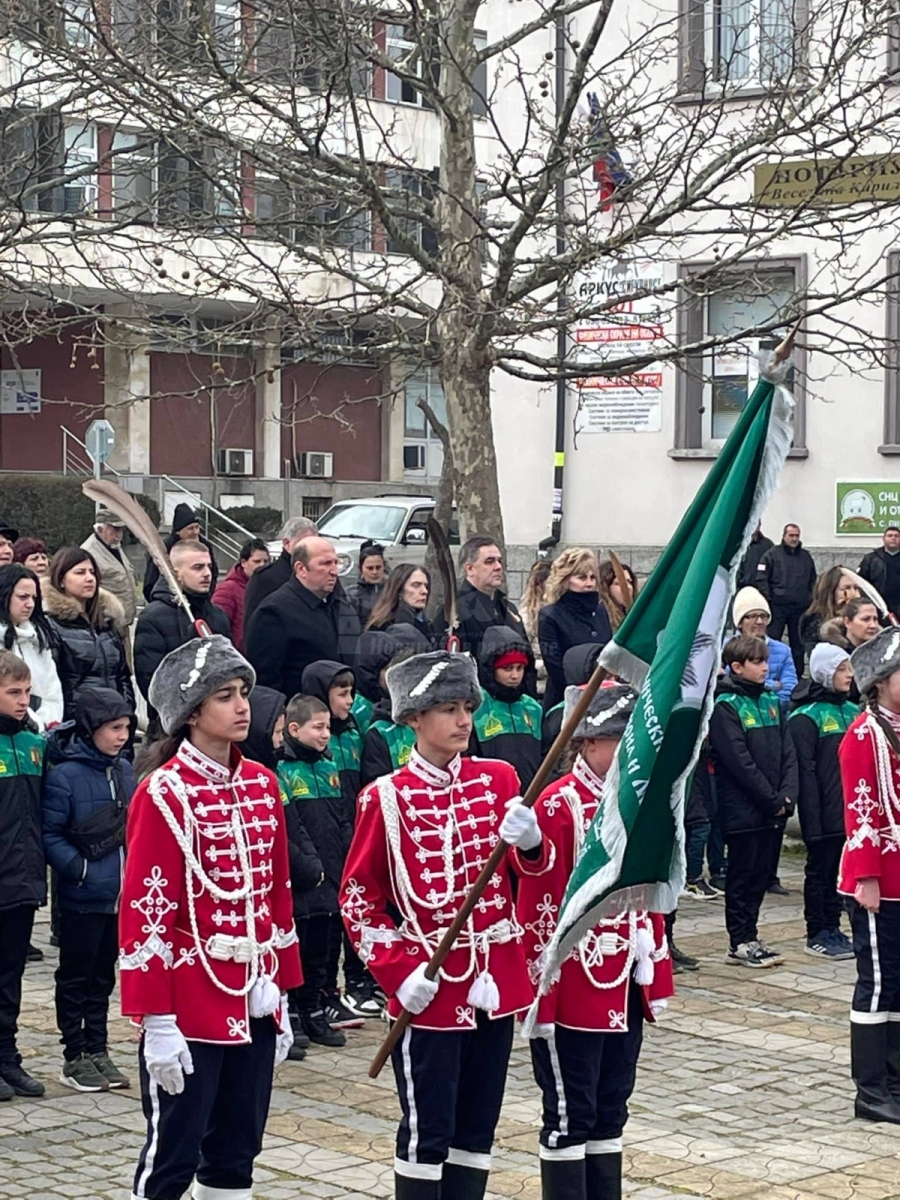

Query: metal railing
<box><xmin>160</xmin><ymin>475</ymin><xmax>253</xmax><ymax>561</ymax></box>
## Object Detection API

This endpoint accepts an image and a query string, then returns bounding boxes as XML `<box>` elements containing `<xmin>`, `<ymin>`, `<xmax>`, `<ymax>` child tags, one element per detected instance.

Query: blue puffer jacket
<box><xmin>764</xmin><ymin>636</ymin><xmax>797</xmax><ymax>711</ymax></box>
<box><xmin>42</xmin><ymin>688</ymin><xmax>136</xmax><ymax>914</ymax></box>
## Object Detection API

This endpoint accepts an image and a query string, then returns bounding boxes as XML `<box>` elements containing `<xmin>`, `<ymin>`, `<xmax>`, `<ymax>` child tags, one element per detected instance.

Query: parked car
<box><xmin>312</xmin><ymin>496</ymin><xmax>459</xmax><ymax>580</ymax></box>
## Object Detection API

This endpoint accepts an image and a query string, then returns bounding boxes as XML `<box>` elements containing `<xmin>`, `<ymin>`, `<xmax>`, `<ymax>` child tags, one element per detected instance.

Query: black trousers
<box><xmin>804</xmin><ymin>837</ymin><xmax>844</xmax><ymax>939</ymax></box>
<box><xmin>0</xmin><ymin>904</ymin><xmax>36</xmax><ymax>1066</ymax></box>
<box><xmin>293</xmin><ymin>913</ymin><xmax>342</xmax><ymax>1010</ymax></box>
<box><xmin>391</xmin><ymin>1013</ymin><xmax>514</xmax><ymax>1174</ymax></box>
<box><xmin>848</xmin><ymin>899</ymin><xmax>900</xmax><ymax>1020</ymax></box>
<box><xmin>55</xmin><ymin>909</ymin><xmax>118</xmax><ymax>1059</ymax></box>
<box><xmin>724</xmin><ymin>829</ymin><xmax>779</xmax><ymax>948</ymax></box>
<box><xmin>768</xmin><ymin>605</ymin><xmax>806</xmax><ymax>676</ymax></box>
<box><xmin>343</xmin><ymin>929</ymin><xmax>374</xmax><ymax>991</ymax></box>
<box><xmin>530</xmin><ymin>985</ymin><xmax>644</xmax><ymax>1151</ymax></box>
<box><xmin>767</xmin><ymin>822</ymin><xmax>786</xmax><ymax>887</ymax></box>
<box><xmin>133</xmin><ymin>1017</ymin><xmax>275</xmax><ymax>1200</ymax></box>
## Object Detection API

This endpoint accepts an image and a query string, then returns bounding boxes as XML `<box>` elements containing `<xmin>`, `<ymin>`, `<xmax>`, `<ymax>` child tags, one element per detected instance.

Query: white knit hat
<box><xmin>733</xmin><ymin>586</ymin><xmax>771</xmax><ymax>628</ymax></box>
<box><xmin>809</xmin><ymin>643</ymin><xmax>850</xmax><ymax>689</ymax></box>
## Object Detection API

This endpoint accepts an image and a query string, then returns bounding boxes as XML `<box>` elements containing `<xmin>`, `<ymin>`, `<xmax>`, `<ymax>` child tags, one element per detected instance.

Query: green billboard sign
<box><xmin>836</xmin><ymin>481</ymin><xmax>900</xmax><ymax>535</ymax></box>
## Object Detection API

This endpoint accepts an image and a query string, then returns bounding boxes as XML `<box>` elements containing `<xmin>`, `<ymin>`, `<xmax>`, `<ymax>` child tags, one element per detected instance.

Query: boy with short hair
<box><xmin>473</xmin><ymin>627</ymin><xmax>543</xmax><ymax>790</ymax></box>
<box><xmin>710</xmin><ymin>635</ymin><xmax>798</xmax><ymax>969</ymax></box>
<box><xmin>42</xmin><ymin>687</ymin><xmax>136</xmax><ymax>1092</ymax></box>
<box><xmin>0</xmin><ymin>650</ymin><xmax>47</xmax><ymax>1100</ymax></box>
<box><xmin>278</xmin><ymin>694</ymin><xmax>356</xmax><ymax>1046</ymax></box>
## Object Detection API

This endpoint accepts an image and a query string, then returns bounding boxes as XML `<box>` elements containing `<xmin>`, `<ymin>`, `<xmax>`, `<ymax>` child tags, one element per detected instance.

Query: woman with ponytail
<box><xmin>119</xmin><ymin>636</ymin><xmax>302</xmax><ymax>1198</ymax></box>
<box><xmin>838</xmin><ymin>628</ymin><xmax>900</xmax><ymax>1125</ymax></box>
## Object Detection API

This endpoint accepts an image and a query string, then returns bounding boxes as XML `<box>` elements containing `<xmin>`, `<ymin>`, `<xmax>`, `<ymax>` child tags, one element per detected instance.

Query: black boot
<box><xmin>884</xmin><ymin>1019</ymin><xmax>900</xmax><ymax>1102</ymax></box>
<box><xmin>585</xmin><ymin>1150</ymin><xmax>622</xmax><ymax>1200</ymax></box>
<box><xmin>441</xmin><ymin>1162</ymin><xmax>488</xmax><ymax>1200</ymax></box>
<box><xmin>539</xmin><ymin>1156</ymin><xmax>586</xmax><ymax>1200</ymax></box>
<box><xmin>394</xmin><ymin>1171</ymin><xmax>441</xmax><ymax>1200</ymax></box>
<box><xmin>851</xmin><ymin>1022</ymin><xmax>900</xmax><ymax>1123</ymax></box>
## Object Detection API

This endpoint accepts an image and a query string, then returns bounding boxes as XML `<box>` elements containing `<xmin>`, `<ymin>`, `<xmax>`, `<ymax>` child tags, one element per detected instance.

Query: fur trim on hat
<box><xmin>387</xmin><ymin>650</ymin><xmax>481</xmax><ymax>724</ymax></box>
<box><xmin>732</xmin><ymin>587</ymin><xmax>771</xmax><ymax>628</ymax></box>
<box><xmin>563</xmin><ymin>681</ymin><xmax>636</xmax><ymax>741</ymax></box>
<box><xmin>148</xmin><ymin>635</ymin><xmax>256</xmax><ymax>735</ymax></box>
<box><xmin>850</xmin><ymin>626</ymin><xmax>900</xmax><ymax>697</ymax></box>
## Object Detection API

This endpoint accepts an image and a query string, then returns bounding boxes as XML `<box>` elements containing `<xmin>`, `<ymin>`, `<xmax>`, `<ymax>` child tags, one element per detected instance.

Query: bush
<box><xmin>0</xmin><ymin>475</ymin><xmax>97</xmax><ymax>552</ymax></box>
<box><xmin>124</xmin><ymin>492</ymin><xmax>161</xmax><ymax>546</ymax></box>
<box><xmin>211</xmin><ymin>505</ymin><xmax>282</xmax><ymax>538</ymax></box>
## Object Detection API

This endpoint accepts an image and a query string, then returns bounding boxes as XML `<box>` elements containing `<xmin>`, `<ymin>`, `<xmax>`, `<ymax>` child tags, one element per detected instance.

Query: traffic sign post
<box><xmin>85</xmin><ymin>419</ymin><xmax>115</xmax><ymax>481</ymax></box>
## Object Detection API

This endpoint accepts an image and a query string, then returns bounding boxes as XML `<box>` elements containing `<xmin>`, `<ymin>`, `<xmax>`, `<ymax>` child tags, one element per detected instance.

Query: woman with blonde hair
<box><xmin>538</xmin><ymin>547</ymin><xmax>611</xmax><ymax>709</ymax></box>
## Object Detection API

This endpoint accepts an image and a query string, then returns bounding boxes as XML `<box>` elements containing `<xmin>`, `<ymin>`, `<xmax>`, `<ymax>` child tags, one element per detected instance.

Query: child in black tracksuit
<box><xmin>42</xmin><ymin>687</ymin><xmax>136</xmax><ymax>1094</ymax></box>
<box><xmin>472</xmin><ymin>626</ymin><xmax>543</xmax><ymax>789</ymax></box>
<box><xmin>357</xmin><ymin>626</ymin><xmax>429</xmax><ymax>785</ymax></box>
<box><xmin>789</xmin><ymin>643</ymin><xmax>858</xmax><ymax>960</ymax></box>
<box><xmin>709</xmin><ymin>635</ymin><xmax>797</xmax><ymax>969</ymax></box>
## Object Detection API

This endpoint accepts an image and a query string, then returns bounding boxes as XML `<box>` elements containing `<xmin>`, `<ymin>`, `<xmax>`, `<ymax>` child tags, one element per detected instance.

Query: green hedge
<box><xmin>211</xmin><ymin>505</ymin><xmax>283</xmax><ymax>539</ymax></box>
<box><xmin>0</xmin><ymin>476</ymin><xmax>162</xmax><ymax>553</ymax></box>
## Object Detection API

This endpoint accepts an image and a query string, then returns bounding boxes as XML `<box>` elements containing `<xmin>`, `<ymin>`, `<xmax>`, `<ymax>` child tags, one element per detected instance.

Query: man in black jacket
<box><xmin>756</xmin><ymin>524</ymin><xmax>817</xmax><ymax>677</ymax></box>
<box><xmin>736</xmin><ymin>523</ymin><xmax>774</xmax><ymax>589</ymax></box>
<box><xmin>457</xmin><ymin>534</ymin><xmax>528</xmax><ymax>655</ymax></box>
<box><xmin>858</xmin><ymin>527</ymin><xmax>900</xmax><ymax>616</ymax></box>
<box><xmin>243</xmin><ymin>515</ymin><xmax>318</xmax><ymax>635</ymax></box>
<box><xmin>134</xmin><ymin>541</ymin><xmax>231</xmax><ymax>738</ymax></box>
<box><xmin>142</xmin><ymin>503</ymin><xmax>219</xmax><ymax>603</ymax></box>
<box><xmin>244</xmin><ymin>538</ymin><xmax>360</xmax><ymax>698</ymax></box>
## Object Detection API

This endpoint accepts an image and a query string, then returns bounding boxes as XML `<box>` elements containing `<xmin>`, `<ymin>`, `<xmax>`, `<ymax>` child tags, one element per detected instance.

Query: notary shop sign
<box><xmin>755</xmin><ymin>155</ymin><xmax>900</xmax><ymax>208</ymax></box>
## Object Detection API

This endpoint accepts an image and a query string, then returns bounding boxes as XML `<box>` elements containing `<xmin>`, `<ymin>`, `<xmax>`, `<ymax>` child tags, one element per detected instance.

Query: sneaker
<box><xmin>301</xmin><ymin>1009</ymin><xmax>347</xmax><ymax>1048</ymax></box>
<box><xmin>670</xmin><ymin>943</ymin><xmax>699</xmax><ymax>970</ymax></box>
<box><xmin>322</xmin><ymin>990</ymin><xmax>365</xmax><ymax>1030</ymax></box>
<box><xmin>90</xmin><ymin>1052</ymin><xmax>130</xmax><ymax>1089</ymax></box>
<box><xmin>683</xmin><ymin>878</ymin><xmax>720</xmax><ymax>900</ymax></box>
<box><xmin>25</xmin><ymin>943</ymin><xmax>43</xmax><ymax>963</ymax></box>
<box><xmin>0</xmin><ymin>1063</ymin><xmax>45</xmax><ymax>1097</ymax></box>
<box><xmin>288</xmin><ymin>1012</ymin><xmax>310</xmax><ymax>1049</ymax></box>
<box><xmin>286</xmin><ymin>1037</ymin><xmax>307</xmax><ymax>1062</ymax></box>
<box><xmin>831</xmin><ymin>928</ymin><xmax>854</xmax><ymax>955</ymax></box>
<box><xmin>60</xmin><ymin>1054</ymin><xmax>110</xmax><ymax>1093</ymax></box>
<box><xmin>709</xmin><ymin>873</ymin><xmax>727</xmax><ymax>892</ymax></box>
<box><xmin>766</xmin><ymin>880</ymin><xmax>790</xmax><ymax>896</ymax></box>
<box><xmin>725</xmin><ymin>941</ymin><xmax>778</xmax><ymax>969</ymax></box>
<box><xmin>756</xmin><ymin>939</ymin><xmax>785</xmax><ymax>965</ymax></box>
<box><xmin>344</xmin><ymin>981</ymin><xmax>384</xmax><ymax>1019</ymax></box>
<box><xmin>0</xmin><ymin>1076</ymin><xmax>12</xmax><ymax>1102</ymax></box>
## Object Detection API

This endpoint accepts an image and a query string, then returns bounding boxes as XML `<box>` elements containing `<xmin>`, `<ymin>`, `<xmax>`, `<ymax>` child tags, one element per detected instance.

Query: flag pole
<box><xmin>367</xmin><ymin>657</ymin><xmax>610</xmax><ymax>1079</ymax></box>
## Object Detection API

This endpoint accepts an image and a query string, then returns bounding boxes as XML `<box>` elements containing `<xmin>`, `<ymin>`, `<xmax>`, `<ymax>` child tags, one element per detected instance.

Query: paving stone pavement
<box><xmin>2</xmin><ymin>857</ymin><xmax>899</xmax><ymax>1199</ymax></box>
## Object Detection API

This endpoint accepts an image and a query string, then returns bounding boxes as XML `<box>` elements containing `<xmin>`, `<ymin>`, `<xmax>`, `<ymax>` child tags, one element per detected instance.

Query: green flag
<box><xmin>536</xmin><ymin>366</ymin><xmax>794</xmax><ymax>991</ymax></box>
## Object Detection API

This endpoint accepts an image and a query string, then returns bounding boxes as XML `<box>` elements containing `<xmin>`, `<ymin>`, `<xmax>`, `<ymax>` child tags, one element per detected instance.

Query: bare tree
<box><xmin>1</xmin><ymin>0</ymin><xmax>900</xmax><ymax>541</ymax></box>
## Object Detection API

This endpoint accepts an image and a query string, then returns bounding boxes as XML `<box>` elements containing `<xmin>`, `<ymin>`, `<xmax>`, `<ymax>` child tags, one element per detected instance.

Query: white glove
<box><xmin>396</xmin><ymin>963</ymin><xmax>439</xmax><ymax>1015</ymax></box>
<box><xmin>274</xmin><ymin>994</ymin><xmax>294</xmax><ymax>1066</ymax></box>
<box><xmin>650</xmin><ymin>999</ymin><xmax>668</xmax><ymax>1019</ymax></box>
<box><xmin>143</xmin><ymin>1014</ymin><xmax>194</xmax><ymax>1096</ymax></box>
<box><xmin>499</xmin><ymin>797</ymin><xmax>542</xmax><ymax>851</ymax></box>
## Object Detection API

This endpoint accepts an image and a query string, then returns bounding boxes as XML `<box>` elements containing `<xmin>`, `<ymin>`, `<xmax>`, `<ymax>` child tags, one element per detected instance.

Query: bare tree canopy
<box><xmin>1</xmin><ymin>0</ymin><xmax>899</xmax><ymax>540</ymax></box>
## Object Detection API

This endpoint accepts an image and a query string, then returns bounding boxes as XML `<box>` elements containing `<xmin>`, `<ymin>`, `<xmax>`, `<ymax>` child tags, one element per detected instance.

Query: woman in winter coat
<box><xmin>520</xmin><ymin>559</ymin><xmax>551</xmax><ymax>696</ymax></box>
<box><xmin>44</xmin><ymin>548</ymin><xmax>134</xmax><ymax>720</ymax></box>
<box><xmin>365</xmin><ymin>562</ymin><xmax>443</xmax><ymax>646</ymax></box>
<box><xmin>539</xmin><ymin>547</ymin><xmax>612</xmax><ymax>709</ymax></box>
<box><xmin>731</xmin><ymin>586</ymin><xmax>797</xmax><ymax>710</ymax></box>
<box><xmin>211</xmin><ymin>537</ymin><xmax>270</xmax><ymax>653</ymax></box>
<box><xmin>0</xmin><ymin>564</ymin><xmax>63</xmax><ymax>730</ymax></box>
<box><xmin>13</xmin><ymin>538</ymin><xmax>50</xmax><ymax>580</ymax></box>
<box><xmin>346</xmin><ymin>541</ymin><xmax>387</xmax><ymax>628</ymax></box>
<box><xmin>799</xmin><ymin>568</ymin><xmax>861</xmax><ymax>660</ymax></box>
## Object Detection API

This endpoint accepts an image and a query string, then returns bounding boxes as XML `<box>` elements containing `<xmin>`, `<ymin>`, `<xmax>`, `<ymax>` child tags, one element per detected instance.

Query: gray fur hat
<box><xmin>564</xmin><ymin>682</ymin><xmax>637</xmax><ymax>741</ymax></box>
<box><xmin>148</xmin><ymin>635</ymin><xmax>256</xmax><ymax>735</ymax></box>
<box><xmin>386</xmin><ymin>650</ymin><xmax>482</xmax><ymax>724</ymax></box>
<box><xmin>850</xmin><ymin>626</ymin><xmax>900</xmax><ymax>696</ymax></box>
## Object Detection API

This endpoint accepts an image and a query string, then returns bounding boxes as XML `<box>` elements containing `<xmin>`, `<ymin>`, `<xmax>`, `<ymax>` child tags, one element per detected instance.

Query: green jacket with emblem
<box><xmin>789</xmin><ymin>682</ymin><xmax>858</xmax><ymax>842</ymax></box>
<box><xmin>360</xmin><ymin>700</ymin><xmax>416</xmax><ymax>786</ymax></box>
<box><xmin>709</xmin><ymin>675</ymin><xmax>798</xmax><ymax>836</ymax></box>
<box><xmin>0</xmin><ymin>713</ymin><xmax>47</xmax><ymax>911</ymax></box>
<box><xmin>472</xmin><ymin>693</ymin><xmax>542</xmax><ymax>790</ymax></box>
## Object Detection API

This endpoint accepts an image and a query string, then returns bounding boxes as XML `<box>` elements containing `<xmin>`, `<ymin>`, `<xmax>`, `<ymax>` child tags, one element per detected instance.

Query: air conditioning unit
<box><xmin>298</xmin><ymin>451</ymin><xmax>334</xmax><ymax>478</ymax></box>
<box><xmin>217</xmin><ymin>448</ymin><xmax>254</xmax><ymax>476</ymax></box>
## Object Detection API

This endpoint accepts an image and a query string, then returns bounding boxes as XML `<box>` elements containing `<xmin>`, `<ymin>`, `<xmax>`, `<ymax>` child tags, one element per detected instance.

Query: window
<box><xmin>63</xmin><ymin>123</ymin><xmax>97</xmax><ymax>213</ymax></box>
<box><xmin>679</xmin><ymin>0</ymin><xmax>805</xmax><ymax>91</ymax></box>
<box><xmin>213</xmin><ymin>0</ymin><xmax>239</xmax><ymax>68</ymax></box>
<box><xmin>1</xmin><ymin>0</ymin><xmax>94</xmax><ymax>45</ymax></box>
<box><xmin>314</xmin><ymin>199</ymin><xmax>371</xmax><ymax>251</ymax></box>
<box><xmin>674</xmin><ymin>258</ymin><xmax>807</xmax><ymax>453</ymax></box>
<box><xmin>473</xmin><ymin>31</ymin><xmax>487</xmax><ymax>118</ymax></box>
<box><xmin>111</xmin><ymin>132</ymin><xmax>156</xmax><ymax>220</ymax></box>
<box><xmin>403</xmin><ymin>369</ymin><xmax>446</xmax><ymax>483</ymax></box>
<box><xmin>256</xmin><ymin>0</ymin><xmax>369</xmax><ymax>93</ymax></box>
<box><xmin>386</xmin><ymin>23</ymin><xmax>436</xmax><ymax>106</ymax></box>
<box><xmin>385</xmin><ymin>169</ymin><xmax>438</xmax><ymax>255</ymax></box>
<box><xmin>254</xmin><ymin>173</ymin><xmax>294</xmax><ymax>239</ymax></box>
<box><xmin>157</xmin><ymin>139</ymin><xmax>237</xmax><ymax>228</ymax></box>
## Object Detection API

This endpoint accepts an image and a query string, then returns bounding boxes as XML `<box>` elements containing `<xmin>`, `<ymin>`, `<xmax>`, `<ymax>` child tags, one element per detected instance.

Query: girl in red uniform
<box><xmin>119</xmin><ymin>636</ymin><xmax>302</xmax><ymax>1200</ymax></box>
<box><xmin>515</xmin><ymin>683</ymin><xmax>674</xmax><ymax>1200</ymax></box>
<box><xmin>838</xmin><ymin>627</ymin><xmax>900</xmax><ymax>1124</ymax></box>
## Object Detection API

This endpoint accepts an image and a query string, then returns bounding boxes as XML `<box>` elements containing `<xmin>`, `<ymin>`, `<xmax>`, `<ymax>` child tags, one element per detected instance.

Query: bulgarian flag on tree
<box><xmin>536</xmin><ymin>355</ymin><xmax>796</xmax><ymax>990</ymax></box>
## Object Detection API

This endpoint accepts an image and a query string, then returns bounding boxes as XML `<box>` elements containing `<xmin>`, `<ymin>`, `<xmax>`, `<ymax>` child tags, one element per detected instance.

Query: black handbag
<box><xmin>66</xmin><ymin>799</ymin><xmax>126</xmax><ymax>862</ymax></box>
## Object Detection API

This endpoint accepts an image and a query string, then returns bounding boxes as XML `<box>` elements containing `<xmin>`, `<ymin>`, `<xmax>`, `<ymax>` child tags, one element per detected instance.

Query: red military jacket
<box><xmin>514</xmin><ymin>756</ymin><xmax>673</xmax><ymax>1033</ymax></box>
<box><xmin>838</xmin><ymin>710</ymin><xmax>900</xmax><ymax>902</ymax></box>
<box><xmin>340</xmin><ymin>749</ymin><xmax>546</xmax><ymax>1030</ymax></box>
<box><xmin>119</xmin><ymin>739</ymin><xmax>302</xmax><ymax>1043</ymax></box>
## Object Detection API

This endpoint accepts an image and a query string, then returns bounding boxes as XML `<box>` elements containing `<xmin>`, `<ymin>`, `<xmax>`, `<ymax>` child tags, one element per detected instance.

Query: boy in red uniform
<box><xmin>119</xmin><ymin>636</ymin><xmax>302</xmax><ymax>1200</ymax></box>
<box><xmin>340</xmin><ymin>650</ymin><xmax>547</xmax><ymax>1200</ymax></box>
<box><xmin>838</xmin><ymin>627</ymin><xmax>900</xmax><ymax>1125</ymax></box>
<box><xmin>515</xmin><ymin>683</ymin><xmax>674</xmax><ymax>1200</ymax></box>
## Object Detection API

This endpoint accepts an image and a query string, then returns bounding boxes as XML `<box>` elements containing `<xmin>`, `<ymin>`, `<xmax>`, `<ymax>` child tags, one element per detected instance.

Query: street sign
<box><xmin>85</xmin><ymin>419</ymin><xmax>115</xmax><ymax>476</ymax></box>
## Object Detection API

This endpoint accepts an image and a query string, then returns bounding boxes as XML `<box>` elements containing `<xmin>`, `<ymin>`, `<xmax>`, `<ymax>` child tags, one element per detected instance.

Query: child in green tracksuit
<box><xmin>0</xmin><ymin>651</ymin><xmax>47</xmax><ymax>1100</ymax></box>
<box><xmin>278</xmin><ymin>694</ymin><xmax>355</xmax><ymax>1047</ymax></box>
<box><xmin>473</xmin><ymin>626</ymin><xmax>543</xmax><ymax>789</ymax></box>
<box><xmin>357</xmin><ymin>632</ymin><xmax>428</xmax><ymax>785</ymax></box>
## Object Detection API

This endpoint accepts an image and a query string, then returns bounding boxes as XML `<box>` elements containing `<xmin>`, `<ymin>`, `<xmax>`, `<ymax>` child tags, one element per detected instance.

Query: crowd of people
<box><xmin>0</xmin><ymin>503</ymin><xmax>899</xmax><ymax>1200</ymax></box>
